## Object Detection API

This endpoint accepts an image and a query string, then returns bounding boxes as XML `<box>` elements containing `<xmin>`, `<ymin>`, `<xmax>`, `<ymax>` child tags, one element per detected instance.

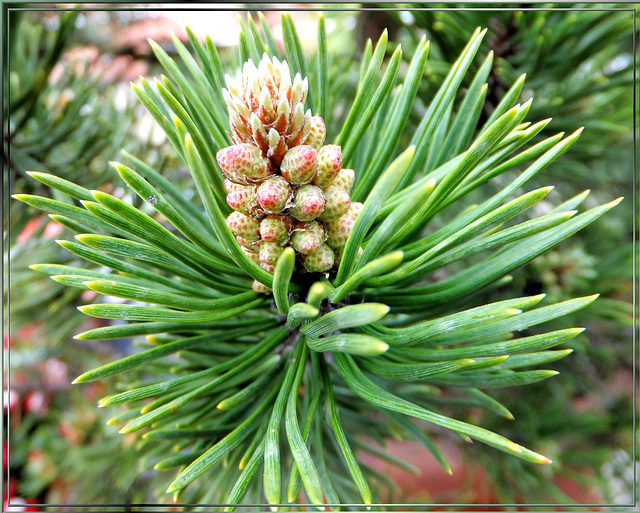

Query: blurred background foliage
<box><xmin>3</xmin><ymin>4</ymin><xmax>637</xmax><ymax>508</ymax></box>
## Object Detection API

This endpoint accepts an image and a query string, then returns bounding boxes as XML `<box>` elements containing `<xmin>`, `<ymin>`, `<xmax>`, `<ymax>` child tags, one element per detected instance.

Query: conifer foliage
<box><xmin>15</xmin><ymin>12</ymin><xmax>621</xmax><ymax>507</ymax></box>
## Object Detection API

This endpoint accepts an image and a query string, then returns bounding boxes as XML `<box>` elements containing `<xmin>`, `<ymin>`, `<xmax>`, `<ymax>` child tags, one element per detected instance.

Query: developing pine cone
<box><xmin>217</xmin><ymin>54</ymin><xmax>362</xmax><ymax>293</ymax></box>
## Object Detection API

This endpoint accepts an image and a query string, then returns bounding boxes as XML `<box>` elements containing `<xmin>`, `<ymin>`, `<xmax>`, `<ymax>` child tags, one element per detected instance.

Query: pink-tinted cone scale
<box><xmin>219</xmin><ymin>55</ymin><xmax>361</xmax><ymax>288</ymax></box>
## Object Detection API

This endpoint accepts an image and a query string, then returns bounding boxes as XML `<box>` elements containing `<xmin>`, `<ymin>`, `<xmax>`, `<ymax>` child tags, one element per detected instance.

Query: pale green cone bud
<box><xmin>259</xmin><ymin>241</ymin><xmax>283</xmax><ymax>267</ymax></box>
<box><xmin>304</xmin><ymin>116</ymin><xmax>326</xmax><ymax>151</ymax></box>
<box><xmin>318</xmin><ymin>185</ymin><xmax>351</xmax><ymax>222</ymax></box>
<box><xmin>236</xmin><ymin>236</ymin><xmax>261</xmax><ymax>253</ymax></box>
<box><xmin>352</xmin><ymin>201</ymin><xmax>364</xmax><ymax>213</ymax></box>
<box><xmin>242</xmin><ymin>246</ymin><xmax>261</xmax><ymax>264</ymax></box>
<box><xmin>349</xmin><ymin>201</ymin><xmax>364</xmax><ymax>217</ymax></box>
<box><xmin>325</xmin><ymin>202</ymin><xmax>363</xmax><ymax>248</ymax></box>
<box><xmin>329</xmin><ymin>168</ymin><xmax>355</xmax><ymax>192</ymax></box>
<box><xmin>260</xmin><ymin>262</ymin><xmax>276</xmax><ymax>273</ymax></box>
<box><xmin>280</xmin><ymin>145</ymin><xmax>318</xmax><ymax>184</ymax></box>
<box><xmin>224</xmin><ymin>179</ymin><xmax>242</xmax><ymax>194</ymax></box>
<box><xmin>289</xmin><ymin>184</ymin><xmax>326</xmax><ymax>221</ymax></box>
<box><xmin>256</xmin><ymin>176</ymin><xmax>292</xmax><ymax>213</ymax></box>
<box><xmin>302</xmin><ymin>243</ymin><xmax>335</xmax><ymax>272</ymax></box>
<box><xmin>259</xmin><ymin>214</ymin><xmax>294</xmax><ymax>244</ymax></box>
<box><xmin>216</xmin><ymin>143</ymin><xmax>273</xmax><ymax>184</ymax></box>
<box><xmin>332</xmin><ymin>245</ymin><xmax>344</xmax><ymax>267</ymax></box>
<box><xmin>313</xmin><ymin>144</ymin><xmax>342</xmax><ymax>188</ymax></box>
<box><xmin>252</xmin><ymin>280</ymin><xmax>271</xmax><ymax>294</ymax></box>
<box><xmin>226</xmin><ymin>183</ymin><xmax>258</xmax><ymax>215</ymax></box>
<box><xmin>290</xmin><ymin>221</ymin><xmax>325</xmax><ymax>255</ymax></box>
<box><xmin>226</xmin><ymin>212</ymin><xmax>261</xmax><ymax>241</ymax></box>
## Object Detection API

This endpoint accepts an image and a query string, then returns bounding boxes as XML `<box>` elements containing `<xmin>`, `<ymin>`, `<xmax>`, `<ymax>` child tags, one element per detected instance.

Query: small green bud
<box><xmin>256</xmin><ymin>176</ymin><xmax>292</xmax><ymax>213</ymax></box>
<box><xmin>329</xmin><ymin>168</ymin><xmax>355</xmax><ymax>192</ymax></box>
<box><xmin>226</xmin><ymin>183</ymin><xmax>258</xmax><ymax>215</ymax></box>
<box><xmin>226</xmin><ymin>212</ymin><xmax>261</xmax><ymax>241</ymax></box>
<box><xmin>289</xmin><ymin>184</ymin><xmax>326</xmax><ymax>221</ymax></box>
<box><xmin>216</xmin><ymin>143</ymin><xmax>273</xmax><ymax>184</ymax></box>
<box><xmin>259</xmin><ymin>214</ymin><xmax>294</xmax><ymax>244</ymax></box>
<box><xmin>242</xmin><ymin>246</ymin><xmax>261</xmax><ymax>264</ymax></box>
<box><xmin>224</xmin><ymin>179</ymin><xmax>242</xmax><ymax>194</ymax></box>
<box><xmin>259</xmin><ymin>241</ymin><xmax>284</xmax><ymax>266</ymax></box>
<box><xmin>280</xmin><ymin>145</ymin><xmax>318</xmax><ymax>184</ymax></box>
<box><xmin>236</xmin><ymin>236</ymin><xmax>261</xmax><ymax>253</ymax></box>
<box><xmin>260</xmin><ymin>262</ymin><xmax>276</xmax><ymax>273</ymax></box>
<box><xmin>325</xmin><ymin>202</ymin><xmax>363</xmax><ymax>248</ymax></box>
<box><xmin>318</xmin><ymin>185</ymin><xmax>351</xmax><ymax>222</ymax></box>
<box><xmin>290</xmin><ymin>221</ymin><xmax>325</xmax><ymax>255</ymax></box>
<box><xmin>313</xmin><ymin>144</ymin><xmax>342</xmax><ymax>188</ymax></box>
<box><xmin>304</xmin><ymin>116</ymin><xmax>326</xmax><ymax>151</ymax></box>
<box><xmin>302</xmin><ymin>243</ymin><xmax>335</xmax><ymax>272</ymax></box>
<box><xmin>252</xmin><ymin>280</ymin><xmax>271</xmax><ymax>294</ymax></box>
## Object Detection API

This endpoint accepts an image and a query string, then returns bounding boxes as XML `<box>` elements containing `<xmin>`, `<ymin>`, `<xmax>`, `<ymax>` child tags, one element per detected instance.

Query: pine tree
<box><xmin>11</xmin><ymin>11</ymin><xmax>625</xmax><ymax>507</ymax></box>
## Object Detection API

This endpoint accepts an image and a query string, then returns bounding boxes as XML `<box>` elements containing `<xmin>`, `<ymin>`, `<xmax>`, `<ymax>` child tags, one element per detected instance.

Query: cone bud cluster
<box><xmin>218</xmin><ymin>54</ymin><xmax>362</xmax><ymax>292</ymax></box>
